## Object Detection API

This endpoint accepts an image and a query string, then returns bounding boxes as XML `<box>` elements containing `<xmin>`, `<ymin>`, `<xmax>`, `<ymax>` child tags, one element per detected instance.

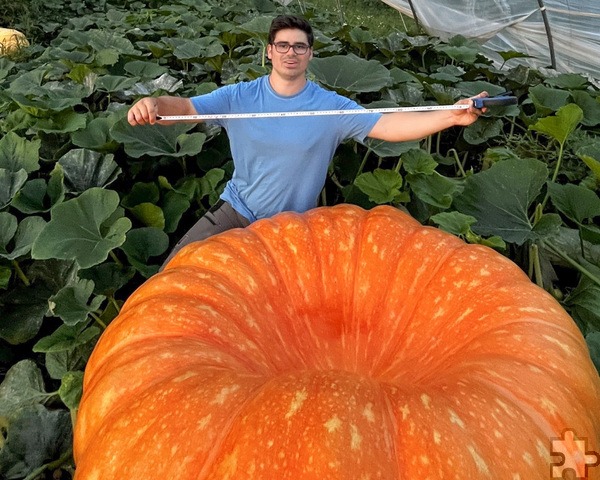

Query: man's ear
<box><xmin>266</xmin><ymin>44</ymin><xmax>272</xmax><ymax>60</ymax></box>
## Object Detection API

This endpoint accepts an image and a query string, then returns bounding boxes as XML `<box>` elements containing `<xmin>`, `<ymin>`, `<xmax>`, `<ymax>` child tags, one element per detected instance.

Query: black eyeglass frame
<box><xmin>271</xmin><ymin>42</ymin><xmax>311</xmax><ymax>55</ymax></box>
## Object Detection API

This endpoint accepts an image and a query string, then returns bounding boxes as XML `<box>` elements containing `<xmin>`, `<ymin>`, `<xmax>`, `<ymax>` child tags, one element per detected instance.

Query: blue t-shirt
<box><xmin>190</xmin><ymin>76</ymin><xmax>381</xmax><ymax>222</ymax></box>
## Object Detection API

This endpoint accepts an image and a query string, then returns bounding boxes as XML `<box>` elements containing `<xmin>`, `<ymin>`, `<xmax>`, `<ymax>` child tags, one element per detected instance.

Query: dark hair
<box><xmin>268</xmin><ymin>15</ymin><xmax>314</xmax><ymax>46</ymax></box>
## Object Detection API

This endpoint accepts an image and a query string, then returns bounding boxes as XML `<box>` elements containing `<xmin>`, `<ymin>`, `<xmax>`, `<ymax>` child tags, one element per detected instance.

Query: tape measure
<box><xmin>157</xmin><ymin>104</ymin><xmax>470</xmax><ymax>121</ymax></box>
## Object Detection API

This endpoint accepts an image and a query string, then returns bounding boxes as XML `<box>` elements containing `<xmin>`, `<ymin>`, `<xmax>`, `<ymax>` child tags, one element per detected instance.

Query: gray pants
<box><xmin>161</xmin><ymin>200</ymin><xmax>251</xmax><ymax>268</ymax></box>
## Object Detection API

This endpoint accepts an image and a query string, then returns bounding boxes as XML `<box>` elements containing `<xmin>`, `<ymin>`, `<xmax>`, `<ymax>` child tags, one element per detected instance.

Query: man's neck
<box><xmin>268</xmin><ymin>74</ymin><xmax>307</xmax><ymax>97</ymax></box>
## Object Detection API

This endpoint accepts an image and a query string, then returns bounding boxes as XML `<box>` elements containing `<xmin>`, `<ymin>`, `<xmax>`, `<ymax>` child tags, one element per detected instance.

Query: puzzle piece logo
<box><xmin>551</xmin><ymin>429</ymin><xmax>600</xmax><ymax>479</ymax></box>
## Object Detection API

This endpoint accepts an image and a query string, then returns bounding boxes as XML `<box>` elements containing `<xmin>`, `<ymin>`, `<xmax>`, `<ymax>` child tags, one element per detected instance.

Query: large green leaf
<box><xmin>11</xmin><ymin>168</ymin><xmax>65</xmax><ymax>214</ymax></box>
<box><xmin>309</xmin><ymin>55</ymin><xmax>392</xmax><ymax>93</ymax></box>
<box><xmin>0</xmin><ymin>216</ymin><xmax>46</xmax><ymax>261</ymax></box>
<box><xmin>529</xmin><ymin>103</ymin><xmax>583</xmax><ymax>145</ymax></box>
<box><xmin>72</xmin><ymin>116</ymin><xmax>120</xmax><ymax>151</ymax></box>
<box><xmin>548</xmin><ymin>182</ymin><xmax>600</xmax><ymax>225</ymax></box>
<box><xmin>0</xmin><ymin>169</ymin><xmax>28</xmax><ymax>209</ymax></box>
<box><xmin>0</xmin><ymin>360</ymin><xmax>46</xmax><ymax>418</ymax></box>
<box><xmin>31</xmin><ymin>188</ymin><xmax>132</xmax><ymax>268</ymax></box>
<box><xmin>406</xmin><ymin>172</ymin><xmax>458</xmax><ymax>209</ymax></box>
<box><xmin>453</xmin><ymin>158</ymin><xmax>549</xmax><ymax>244</ymax></box>
<box><xmin>47</xmin><ymin>277</ymin><xmax>105</xmax><ymax>326</ymax></box>
<box><xmin>354</xmin><ymin>169</ymin><xmax>404</xmax><ymax>204</ymax></box>
<box><xmin>58</xmin><ymin>149</ymin><xmax>121</xmax><ymax>193</ymax></box>
<box><xmin>0</xmin><ymin>405</ymin><xmax>72</xmax><ymax>480</ymax></box>
<box><xmin>0</xmin><ymin>132</ymin><xmax>40</xmax><ymax>174</ymax></box>
<box><xmin>121</xmin><ymin>227</ymin><xmax>169</xmax><ymax>278</ymax></box>
<box><xmin>110</xmin><ymin>119</ymin><xmax>207</xmax><ymax>158</ymax></box>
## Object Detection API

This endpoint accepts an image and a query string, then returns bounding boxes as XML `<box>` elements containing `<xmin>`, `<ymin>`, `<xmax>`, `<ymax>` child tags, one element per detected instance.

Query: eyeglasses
<box><xmin>271</xmin><ymin>42</ymin><xmax>310</xmax><ymax>55</ymax></box>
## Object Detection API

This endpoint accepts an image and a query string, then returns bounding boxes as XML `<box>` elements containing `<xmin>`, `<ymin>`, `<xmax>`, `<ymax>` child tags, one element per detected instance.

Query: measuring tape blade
<box><xmin>157</xmin><ymin>104</ymin><xmax>470</xmax><ymax>121</ymax></box>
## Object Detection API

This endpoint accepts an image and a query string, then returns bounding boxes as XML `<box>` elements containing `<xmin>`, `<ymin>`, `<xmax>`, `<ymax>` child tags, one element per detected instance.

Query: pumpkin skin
<box><xmin>73</xmin><ymin>204</ymin><xmax>600</xmax><ymax>480</ymax></box>
<box><xmin>0</xmin><ymin>28</ymin><xmax>29</xmax><ymax>55</ymax></box>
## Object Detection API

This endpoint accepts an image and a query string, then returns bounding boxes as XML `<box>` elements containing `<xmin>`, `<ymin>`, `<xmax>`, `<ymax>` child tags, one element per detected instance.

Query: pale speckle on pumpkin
<box><xmin>399</xmin><ymin>404</ymin><xmax>410</xmax><ymax>420</ymax></box>
<box><xmin>542</xmin><ymin>334</ymin><xmax>572</xmax><ymax>355</ymax></box>
<box><xmin>432</xmin><ymin>307</ymin><xmax>446</xmax><ymax>320</ymax></box>
<box><xmin>479</xmin><ymin>268</ymin><xmax>491</xmax><ymax>276</ymax></box>
<box><xmin>172</xmin><ymin>371</ymin><xmax>197</xmax><ymax>383</ymax></box>
<box><xmin>468</xmin><ymin>444</ymin><xmax>491</xmax><ymax>476</ymax></box>
<box><xmin>539</xmin><ymin>397</ymin><xmax>558</xmax><ymax>415</ymax></box>
<box><xmin>433</xmin><ymin>430</ymin><xmax>442</xmax><ymax>445</ymax></box>
<box><xmin>513</xmin><ymin>474</ymin><xmax>521</xmax><ymax>480</ymax></box>
<box><xmin>197</xmin><ymin>414</ymin><xmax>212</xmax><ymax>430</ymax></box>
<box><xmin>324</xmin><ymin>415</ymin><xmax>342</xmax><ymax>433</ymax></box>
<box><xmin>211</xmin><ymin>385</ymin><xmax>240</xmax><ymax>405</ymax></box>
<box><xmin>420</xmin><ymin>455</ymin><xmax>430</xmax><ymax>465</ymax></box>
<box><xmin>362</xmin><ymin>403</ymin><xmax>375</xmax><ymax>422</ymax></box>
<box><xmin>350</xmin><ymin>424</ymin><xmax>362</xmax><ymax>450</ymax></box>
<box><xmin>522</xmin><ymin>452</ymin><xmax>534</xmax><ymax>466</ymax></box>
<box><xmin>448</xmin><ymin>409</ymin><xmax>465</xmax><ymax>429</ymax></box>
<box><xmin>285</xmin><ymin>389</ymin><xmax>308</xmax><ymax>419</ymax></box>
<box><xmin>421</xmin><ymin>394</ymin><xmax>432</xmax><ymax>410</ymax></box>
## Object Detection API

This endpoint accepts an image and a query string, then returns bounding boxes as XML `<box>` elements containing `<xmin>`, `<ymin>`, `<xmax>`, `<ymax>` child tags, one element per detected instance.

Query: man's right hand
<box><xmin>127</xmin><ymin>97</ymin><xmax>159</xmax><ymax>126</ymax></box>
<box><xmin>127</xmin><ymin>96</ymin><xmax>198</xmax><ymax>126</ymax></box>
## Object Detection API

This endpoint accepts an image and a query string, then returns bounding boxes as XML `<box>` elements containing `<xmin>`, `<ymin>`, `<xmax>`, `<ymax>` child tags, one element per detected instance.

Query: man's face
<box><xmin>267</xmin><ymin>28</ymin><xmax>313</xmax><ymax>80</ymax></box>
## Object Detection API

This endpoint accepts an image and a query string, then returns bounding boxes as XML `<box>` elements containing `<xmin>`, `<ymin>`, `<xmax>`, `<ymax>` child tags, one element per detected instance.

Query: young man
<box><xmin>127</xmin><ymin>15</ymin><xmax>487</xmax><ymax>265</ymax></box>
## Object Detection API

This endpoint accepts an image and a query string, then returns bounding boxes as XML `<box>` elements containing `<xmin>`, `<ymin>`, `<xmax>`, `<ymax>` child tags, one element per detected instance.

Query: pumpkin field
<box><xmin>1</xmin><ymin>0</ymin><xmax>600</xmax><ymax>478</ymax></box>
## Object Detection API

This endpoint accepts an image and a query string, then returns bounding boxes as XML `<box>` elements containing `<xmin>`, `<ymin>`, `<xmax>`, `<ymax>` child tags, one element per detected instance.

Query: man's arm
<box><xmin>367</xmin><ymin>93</ymin><xmax>487</xmax><ymax>142</ymax></box>
<box><xmin>127</xmin><ymin>96</ymin><xmax>197</xmax><ymax>126</ymax></box>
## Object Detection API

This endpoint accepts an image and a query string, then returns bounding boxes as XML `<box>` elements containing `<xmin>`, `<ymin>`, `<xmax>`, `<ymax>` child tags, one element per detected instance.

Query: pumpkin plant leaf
<box><xmin>548</xmin><ymin>182</ymin><xmax>600</xmax><ymax>225</ymax></box>
<box><xmin>128</xmin><ymin>203</ymin><xmax>165</xmax><ymax>229</ymax></box>
<box><xmin>31</xmin><ymin>188</ymin><xmax>132</xmax><ymax>269</ymax></box>
<box><xmin>406</xmin><ymin>172</ymin><xmax>458</xmax><ymax>209</ymax></box>
<box><xmin>528</xmin><ymin>84</ymin><xmax>571</xmax><ymax>115</ymax></box>
<box><xmin>120</xmin><ymin>227</ymin><xmax>169</xmax><ymax>278</ymax></box>
<box><xmin>110</xmin><ymin>118</ymin><xmax>206</xmax><ymax>158</ymax></box>
<box><xmin>580</xmin><ymin>154</ymin><xmax>600</xmax><ymax>180</ymax></box>
<box><xmin>11</xmin><ymin>173</ymin><xmax>65</xmax><ymax>214</ymax></box>
<box><xmin>402</xmin><ymin>148</ymin><xmax>438</xmax><ymax>175</ymax></box>
<box><xmin>354</xmin><ymin>168</ymin><xmax>404</xmax><ymax>204</ymax></box>
<box><xmin>0</xmin><ymin>360</ymin><xmax>47</xmax><ymax>418</ymax></box>
<box><xmin>72</xmin><ymin>116</ymin><xmax>120</xmax><ymax>151</ymax></box>
<box><xmin>463</xmin><ymin>118</ymin><xmax>503</xmax><ymax>145</ymax></box>
<box><xmin>0</xmin><ymin>132</ymin><xmax>40</xmax><ymax>174</ymax></box>
<box><xmin>33</xmin><ymin>323</ymin><xmax>100</xmax><ymax>353</ymax></box>
<box><xmin>309</xmin><ymin>55</ymin><xmax>392</xmax><ymax>93</ymax></box>
<box><xmin>529</xmin><ymin>103</ymin><xmax>583</xmax><ymax>146</ymax></box>
<box><xmin>58</xmin><ymin>371</ymin><xmax>84</xmax><ymax>411</ymax></box>
<box><xmin>0</xmin><ymin>266</ymin><xmax>10</xmax><ymax>290</ymax></box>
<box><xmin>0</xmin><ymin>404</ymin><xmax>72</xmax><ymax>480</ymax></box>
<box><xmin>566</xmin><ymin>273</ymin><xmax>600</xmax><ymax>330</ymax></box>
<box><xmin>48</xmin><ymin>278</ymin><xmax>105</xmax><ymax>326</ymax></box>
<box><xmin>58</xmin><ymin>149</ymin><xmax>121</xmax><ymax>193</ymax></box>
<box><xmin>453</xmin><ymin>158</ymin><xmax>549</xmax><ymax>244</ymax></box>
<box><xmin>0</xmin><ymin>216</ymin><xmax>46</xmax><ymax>261</ymax></box>
<box><xmin>0</xmin><ymin>168</ymin><xmax>28</xmax><ymax>209</ymax></box>
<box><xmin>587</xmin><ymin>332</ymin><xmax>600</xmax><ymax>373</ymax></box>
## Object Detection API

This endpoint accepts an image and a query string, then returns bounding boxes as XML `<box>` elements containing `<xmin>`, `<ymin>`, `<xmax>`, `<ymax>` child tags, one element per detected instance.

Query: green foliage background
<box><xmin>1</xmin><ymin>0</ymin><xmax>600</xmax><ymax>478</ymax></box>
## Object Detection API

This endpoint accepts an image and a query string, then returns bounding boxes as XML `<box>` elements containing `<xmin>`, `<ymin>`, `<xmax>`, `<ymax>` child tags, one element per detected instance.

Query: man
<box><xmin>127</xmin><ymin>14</ymin><xmax>486</xmax><ymax>265</ymax></box>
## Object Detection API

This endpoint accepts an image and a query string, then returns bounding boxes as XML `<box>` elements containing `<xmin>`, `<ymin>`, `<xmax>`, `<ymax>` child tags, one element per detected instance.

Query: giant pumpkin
<box><xmin>74</xmin><ymin>204</ymin><xmax>600</xmax><ymax>479</ymax></box>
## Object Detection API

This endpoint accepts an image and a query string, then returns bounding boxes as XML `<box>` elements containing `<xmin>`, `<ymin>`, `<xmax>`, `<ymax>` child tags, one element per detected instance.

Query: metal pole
<box><xmin>536</xmin><ymin>0</ymin><xmax>557</xmax><ymax>69</ymax></box>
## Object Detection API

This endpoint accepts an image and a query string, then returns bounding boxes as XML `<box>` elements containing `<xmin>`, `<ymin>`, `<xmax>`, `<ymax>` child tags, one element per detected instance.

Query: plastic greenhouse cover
<box><xmin>378</xmin><ymin>0</ymin><xmax>600</xmax><ymax>80</ymax></box>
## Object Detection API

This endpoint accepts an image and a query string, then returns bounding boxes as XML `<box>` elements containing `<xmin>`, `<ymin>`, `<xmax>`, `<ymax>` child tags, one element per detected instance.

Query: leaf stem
<box><xmin>109</xmin><ymin>294</ymin><xmax>121</xmax><ymax>313</ymax></box>
<box><xmin>529</xmin><ymin>243</ymin><xmax>544</xmax><ymax>288</ymax></box>
<box><xmin>543</xmin><ymin>241</ymin><xmax>600</xmax><ymax>287</ymax></box>
<box><xmin>109</xmin><ymin>250</ymin><xmax>124</xmax><ymax>268</ymax></box>
<box><xmin>90</xmin><ymin>311</ymin><xmax>108</xmax><ymax>329</ymax></box>
<box><xmin>448</xmin><ymin>149</ymin><xmax>466</xmax><ymax>177</ymax></box>
<box><xmin>11</xmin><ymin>260</ymin><xmax>30</xmax><ymax>287</ymax></box>
<box><xmin>23</xmin><ymin>447</ymin><xmax>73</xmax><ymax>480</ymax></box>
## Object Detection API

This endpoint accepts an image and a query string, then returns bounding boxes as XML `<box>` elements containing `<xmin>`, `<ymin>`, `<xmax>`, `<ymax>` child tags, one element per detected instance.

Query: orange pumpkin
<box><xmin>73</xmin><ymin>204</ymin><xmax>600</xmax><ymax>479</ymax></box>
